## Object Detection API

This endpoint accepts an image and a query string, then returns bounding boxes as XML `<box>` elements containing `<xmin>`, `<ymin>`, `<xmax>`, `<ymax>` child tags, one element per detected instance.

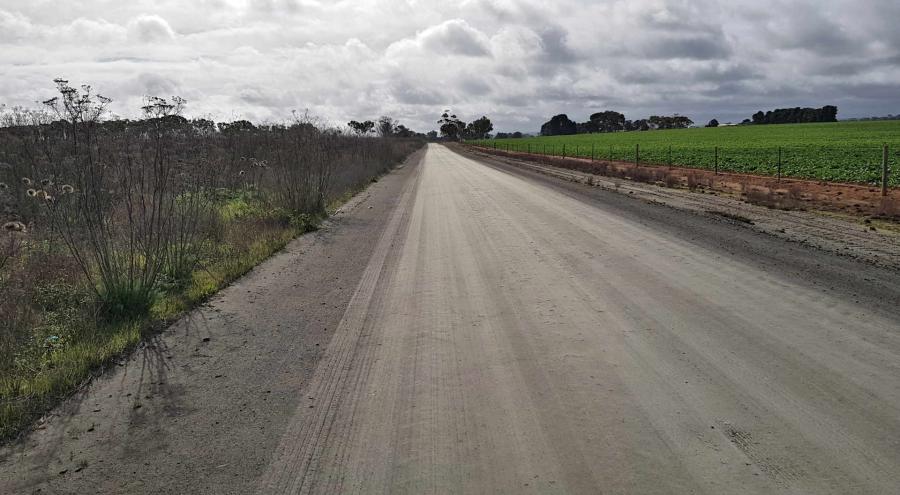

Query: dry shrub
<box><xmin>876</xmin><ymin>197</ymin><xmax>900</xmax><ymax>219</ymax></box>
<box><xmin>686</xmin><ymin>172</ymin><xmax>700</xmax><ymax>191</ymax></box>
<box><xmin>664</xmin><ymin>173</ymin><xmax>681</xmax><ymax>188</ymax></box>
<box><xmin>785</xmin><ymin>184</ymin><xmax>804</xmax><ymax>201</ymax></box>
<box><xmin>740</xmin><ymin>183</ymin><xmax>804</xmax><ymax>210</ymax></box>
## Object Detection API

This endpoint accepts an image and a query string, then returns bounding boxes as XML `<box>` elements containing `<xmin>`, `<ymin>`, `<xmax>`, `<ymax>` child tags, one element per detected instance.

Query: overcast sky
<box><xmin>1</xmin><ymin>0</ymin><xmax>898</xmax><ymax>132</ymax></box>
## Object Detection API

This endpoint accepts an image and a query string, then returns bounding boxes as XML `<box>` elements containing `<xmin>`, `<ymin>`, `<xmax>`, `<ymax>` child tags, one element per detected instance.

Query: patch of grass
<box><xmin>0</xmin><ymin>319</ymin><xmax>142</xmax><ymax>440</ymax></box>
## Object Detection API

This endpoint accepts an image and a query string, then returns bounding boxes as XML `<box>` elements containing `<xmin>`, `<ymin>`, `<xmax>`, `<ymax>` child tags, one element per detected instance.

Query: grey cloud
<box><xmin>0</xmin><ymin>0</ymin><xmax>897</xmax><ymax>133</ymax></box>
<box><xmin>537</xmin><ymin>25</ymin><xmax>577</xmax><ymax>63</ymax></box>
<box><xmin>134</xmin><ymin>73</ymin><xmax>179</xmax><ymax>96</ymax></box>
<box><xmin>834</xmin><ymin>82</ymin><xmax>900</xmax><ymax>101</ymax></box>
<box><xmin>636</xmin><ymin>34</ymin><xmax>731</xmax><ymax>61</ymax></box>
<box><xmin>390</xmin><ymin>81</ymin><xmax>445</xmax><ymax>105</ymax></box>
<box><xmin>459</xmin><ymin>77</ymin><xmax>492</xmax><ymax>96</ymax></box>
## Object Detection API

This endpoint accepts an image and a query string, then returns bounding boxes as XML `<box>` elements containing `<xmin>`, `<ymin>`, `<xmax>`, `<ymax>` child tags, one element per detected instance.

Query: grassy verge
<box><xmin>1</xmin><ymin>188</ymin><xmax>341</xmax><ymax>442</ymax></box>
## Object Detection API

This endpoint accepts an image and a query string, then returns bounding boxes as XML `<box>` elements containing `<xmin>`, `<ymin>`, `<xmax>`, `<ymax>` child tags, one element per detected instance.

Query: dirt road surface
<box><xmin>4</xmin><ymin>144</ymin><xmax>900</xmax><ymax>494</ymax></box>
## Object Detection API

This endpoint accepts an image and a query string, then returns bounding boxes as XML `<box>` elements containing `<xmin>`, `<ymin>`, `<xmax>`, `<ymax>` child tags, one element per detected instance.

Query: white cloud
<box><xmin>387</xmin><ymin>19</ymin><xmax>491</xmax><ymax>58</ymax></box>
<box><xmin>127</xmin><ymin>14</ymin><xmax>176</xmax><ymax>43</ymax></box>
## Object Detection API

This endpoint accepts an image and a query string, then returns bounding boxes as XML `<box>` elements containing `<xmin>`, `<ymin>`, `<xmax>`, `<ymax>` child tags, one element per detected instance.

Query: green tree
<box><xmin>466</xmin><ymin>116</ymin><xmax>493</xmax><ymax>139</ymax></box>
<box><xmin>588</xmin><ymin>111</ymin><xmax>626</xmax><ymax>133</ymax></box>
<box><xmin>437</xmin><ymin>110</ymin><xmax>465</xmax><ymax>140</ymax></box>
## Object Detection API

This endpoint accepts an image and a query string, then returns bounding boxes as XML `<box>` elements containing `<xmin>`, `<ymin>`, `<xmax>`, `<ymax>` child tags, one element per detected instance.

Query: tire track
<box><xmin>256</xmin><ymin>162</ymin><xmax>421</xmax><ymax>494</ymax></box>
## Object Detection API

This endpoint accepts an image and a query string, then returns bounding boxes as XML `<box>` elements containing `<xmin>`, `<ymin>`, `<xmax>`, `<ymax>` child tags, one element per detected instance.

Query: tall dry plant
<box><xmin>41</xmin><ymin>88</ymin><xmax>212</xmax><ymax>318</ymax></box>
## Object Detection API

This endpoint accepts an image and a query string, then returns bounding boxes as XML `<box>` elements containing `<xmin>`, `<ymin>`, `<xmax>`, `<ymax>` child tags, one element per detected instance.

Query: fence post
<box><xmin>635</xmin><ymin>144</ymin><xmax>640</xmax><ymax>165</ymax></box>
<box><xmin>777</xmin><ymin>147</ymin><xmax>782</xmax><ymax>181</ymax></box>
<box><xmin>883</xmin><ymin>144</ymin><xmax>890</xmax><ymax>197</ymax></box>
<box><xmin>714</xmin><ymin>146</ymin><xmax>719</xmax><ymax>175</ymax></box>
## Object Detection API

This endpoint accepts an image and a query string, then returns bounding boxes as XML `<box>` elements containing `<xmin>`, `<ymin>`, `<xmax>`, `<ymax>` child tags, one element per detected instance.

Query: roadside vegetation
<box><xmin>474</xmin><ymin>120</ymin><xmax>900</xmax><ymax>186</ymax></box>
<box><xmin>0</xmin><ymin>79</ymin><xmax>422</xmax><ymax>441</ymax></box>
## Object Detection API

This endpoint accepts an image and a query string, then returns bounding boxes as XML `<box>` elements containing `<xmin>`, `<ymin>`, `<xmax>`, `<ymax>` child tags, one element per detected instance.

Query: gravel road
<box><xmin>4</xmin><ymin>144</ymin><xmax>900</xmax><ymax>494</ymax></box>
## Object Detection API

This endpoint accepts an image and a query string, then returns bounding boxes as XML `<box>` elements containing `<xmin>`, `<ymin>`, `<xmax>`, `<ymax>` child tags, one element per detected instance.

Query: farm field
<box><xmin>473</xmin><ymin>120</ymin><xmax>900</xmax><ymax>186</ymax></box>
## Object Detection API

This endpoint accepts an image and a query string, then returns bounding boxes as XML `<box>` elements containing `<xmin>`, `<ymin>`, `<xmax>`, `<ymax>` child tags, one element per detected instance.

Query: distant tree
<box><xmin>588</xmin><ymin>111</ymin><xmax>626</xmax><ymax>133</ymax></box>
<box><xmin>540</xmin><ymin>114</ymin><xmax>577</xmax><ymax>136</ymax></box>
<box><xmin>191</xmin><ymin>118</ymin><xmax>216</xmax><ymax>135</ymax></box>
<box><xmin>624</xmin><ymin>119</ymin><xmax>650</xmax><ymax>131</ymax></box>
<box><xmin>466</xmin><ymin>116</ymin><xmax>494</xmax><ymax>139</ymax></box>
<box><xmin>393</xmin><ymin>124</ymin><xmax>415</xmax><ymax>138</ymax></box>
<box><xmin>741</xmin><ymin>118</ymin><xmax>752</xmax><ymax>125</ymax></box>
<box><xmin>376</xmin><ymin>116</ymin><xmax>395</xmax><ymax>137</ymax></box>
<box><xmin>437</xmin><ymin>110</ymin><xmax>465</xmax><ymax>140</ymax></box>
<box><xmin>576</xmin><ymin>121</ymin><xmax>598</xmax><ymax>134</ymax></box>
<box><xmin>749</xmin><ymin>106</ymin><xmax>837</xmax><ymax>125</ymax></box>
<box><xmin>440</xmin><ymin>122</ymin><xmax>460</xmax><ymax>140</ymax></box>
<box><xmin>426</xmin><ymin>130</ymin><xmax>438</xmax><ymax>140</ymax></box>
<box><xmin>648</xmin><ymin>114</ymin><xmax>693</xmax><ymax>129</ymax></box>
<box><xmin>348</xmin><ymin>119</ymin><xmax>375</xmax><ymax>135</ymax></box>
<box><xmin>217</xmin><ymin>120</ymin><xmax>256</xmax><ymax>134</ymax></box>
<box><xmin>706</xmin><ymin>118</ymin><xmax>719</xmax><ymax>128</ymax></box>
<box><xmin>512</xmin><ymin>131</ymin><xmax>523</xmax><ymax>138</ymax></box>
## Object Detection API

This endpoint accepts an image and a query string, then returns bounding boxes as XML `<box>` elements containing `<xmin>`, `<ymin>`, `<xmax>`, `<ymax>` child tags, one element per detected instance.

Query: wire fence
<box><xmin>470</xmin><ymin>139</ymin><xmax>898</xmax><ymax>190</ymax></box>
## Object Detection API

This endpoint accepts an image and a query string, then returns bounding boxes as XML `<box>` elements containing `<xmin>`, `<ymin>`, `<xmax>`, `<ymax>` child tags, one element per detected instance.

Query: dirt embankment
<box><xmin>464</xmin><ymin>145</ymin><xmax>900</xmax><ymax>220</ymax></box>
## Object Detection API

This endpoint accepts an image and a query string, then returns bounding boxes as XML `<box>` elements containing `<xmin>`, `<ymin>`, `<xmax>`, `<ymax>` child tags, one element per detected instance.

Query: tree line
<box><xmin>435</xmin><ymin>111</ymin><xmax>493</xmax><ymax>140</ymax></box>
<box><xmin>346</xmin><ymin>116</ymin><xmax>425</xmax><ymax>138</ymax></box>
<box><xmin>540</xmin><ymin>111</ymin><xmax>694</xmax><ymax>136</ymax></box>
<box><xmin>749</xmin><ymin>106</ymin><xmax>837</xmax><ymax>125</ymax></box>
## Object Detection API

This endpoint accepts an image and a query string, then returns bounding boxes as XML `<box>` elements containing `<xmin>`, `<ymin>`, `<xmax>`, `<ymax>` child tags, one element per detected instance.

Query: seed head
<box><xmin>26</xmin><ymin>189</ymin><xmax>37</xmax><ymax>197</ymax></box>
<box><xmin>0</xmin><ymin>182</ymin><xmax>7</xmax><ymax>190</ymax></box>
<box><xmin>21</xmin><ymin>177</ymin><xmax>32</xmax><ymax>186</ymax></box>
<box><xmin>61</xmin><ymin>184</ymin><xmax>75</xmax><ymax>194</ymax></box>
<box><xmin>40</xmin><ymin>179</ymin><xmax>53</xmax><ymax>187</ymax></box>
<box><xmin>2</xmin><ymin>221</ymin><xmax>26</xmax><ymax>233</ymax></box>
<box><xmin>239</xmin><ymin>170</ymin><xmax>245</xmax><ymax>176</ymax></box>
<box><xmin>36</xmin><ymin>190</ymin><xmax>48</xmax><ymax>200</ymax></box>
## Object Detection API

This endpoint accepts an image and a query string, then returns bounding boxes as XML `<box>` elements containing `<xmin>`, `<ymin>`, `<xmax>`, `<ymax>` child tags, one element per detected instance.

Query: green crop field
<box><xmin>471</xmin><ymin>121</ymin><xmax>900</xmax><ymax>186</ymax></box>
